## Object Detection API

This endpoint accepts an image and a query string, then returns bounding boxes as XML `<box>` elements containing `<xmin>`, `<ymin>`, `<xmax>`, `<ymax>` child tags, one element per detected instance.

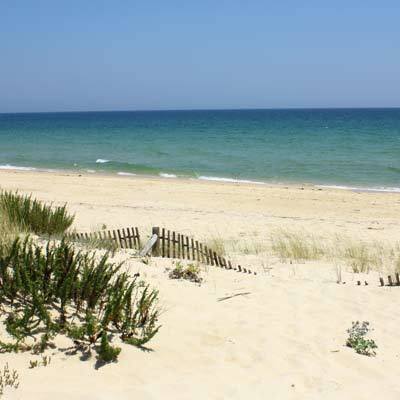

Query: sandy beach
<box><xmin>1</xmin><ymin>170</ymin><xmax>400</xmax><ymax>399</ymax></box>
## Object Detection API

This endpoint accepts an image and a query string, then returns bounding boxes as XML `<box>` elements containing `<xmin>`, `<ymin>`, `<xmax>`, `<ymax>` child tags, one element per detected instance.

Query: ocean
<box><xmin>0</xmin><ymin>108</ymin><xmax>399</xmax><ymax>191</ymax></box>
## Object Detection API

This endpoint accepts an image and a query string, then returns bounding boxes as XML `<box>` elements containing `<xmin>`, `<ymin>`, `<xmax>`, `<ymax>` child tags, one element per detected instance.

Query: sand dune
<box><xmin>1</xmin><ymin>170</ymin><xmax>400</xmax><ymax>399</ymax></box>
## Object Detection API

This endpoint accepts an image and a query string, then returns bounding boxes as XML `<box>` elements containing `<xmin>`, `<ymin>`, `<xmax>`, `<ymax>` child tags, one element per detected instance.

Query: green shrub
<box><xmin>0</xmin><ymin>191</ymin><xmax>74</xmax><ymax>236</ymax></box>
<box><xmin>97</xmin><ymin>332</ymin><xmax>121</xmax><ymax>363</ymax></box>
<box><xmin>346</xmin><ymin>321</ymin><xmax>377</xmax><ymax>356</ymax></box>
<box><xmin>0</xmin><ymin>237</ymin><xmax>160</xmax><ymax>363</ymax></box>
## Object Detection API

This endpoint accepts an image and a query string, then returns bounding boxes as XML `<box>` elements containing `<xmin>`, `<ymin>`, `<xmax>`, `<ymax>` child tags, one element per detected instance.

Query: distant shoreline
<box><xmin>1</xmin><ymin>166</ymin><xmax>400</xmax><ymax>194</ymax></box>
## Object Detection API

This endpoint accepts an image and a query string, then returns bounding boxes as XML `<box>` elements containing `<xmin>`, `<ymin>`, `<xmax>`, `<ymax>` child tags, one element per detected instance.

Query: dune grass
<box><xmin>342</xmin><ymin>242</ymin><xmax>381</xmax><ymax>273</ymax></box>
<box><xmin>271</xmin><ymin>230</ymin><xmax>325</xmax><ymax>262</ymax></box>
<box><xmin>205</xmin><ymin>236</ymin><xmax>226</xmax><ymax>256</ymax></box>
<box><xmin>0</xmin><ymin>191</ymin><xmax>74</xmax><ymax>236</ymax></box>
<box><xmin>207</xmin><ymin>229</ymin><xmax>400</xmax><ymax>275</ymax></box>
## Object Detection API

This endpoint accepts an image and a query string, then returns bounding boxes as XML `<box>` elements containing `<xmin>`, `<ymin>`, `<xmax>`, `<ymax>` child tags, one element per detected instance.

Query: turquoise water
<box><xmin>0</xmin><ymin>109</ymin><xmax>399</xmax><ymax>190</ymax></box>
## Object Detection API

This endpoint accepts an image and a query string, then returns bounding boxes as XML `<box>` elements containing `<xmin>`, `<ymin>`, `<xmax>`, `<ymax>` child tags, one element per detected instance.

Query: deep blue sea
<box><xmin>0</xmin><ymin>109</ymin><xmax>399</xmax><ymax>191</ymax></box>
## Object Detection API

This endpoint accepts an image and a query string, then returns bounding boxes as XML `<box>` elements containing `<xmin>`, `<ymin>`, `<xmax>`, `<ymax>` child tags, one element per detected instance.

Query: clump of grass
<box><xmin>230</xmin><ymin>238</ymin><xmax>269</xmax><ymax>255</ymax></box>
<box><xmin>342</xmin><ymin>243</ymin><xmax>378</xmax><ymax>273</ymax></box>
<box><xmin>205</xmin><ymin>236</ymin><xmax>226</xmax><ymax>256</ymax></box>
<box><xmin>0</xmin><ymin>363</ymin><xmax>19</xmax><ymax>397</ymax></box>
<box><xmin>0</xmin><ymin>237</ymin><xmax>160</xmax><ymax>363</ymax></box>
<box><xmin>0</xmin><ymin>191</ymin><xmax>74</xmax><ymax>236</ymax></box>
<box><xmin>346</xmin><ymin>321</ymin><xmax>377</xmax><ymax>356</ymax></box>
<box><xmin>0</xmin><ymin>210</ymin><xmax>23</xmax><ymax>248</ymax></box>
<box><xmin>271</xmin><ymin>230</ymin><xmax>325</xmax><ymax>262</ymax></box>
<box><xmin>168</xmin><ymin>261</ymin><xmax>202</xmax><ymax>284</ymax></box>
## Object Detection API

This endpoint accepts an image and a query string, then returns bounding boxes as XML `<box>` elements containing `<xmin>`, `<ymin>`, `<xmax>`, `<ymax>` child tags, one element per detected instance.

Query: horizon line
<box><xmin>1</xmin><ymin>106</ymin><xmax>400</xmax><ymax>115</ymax></box>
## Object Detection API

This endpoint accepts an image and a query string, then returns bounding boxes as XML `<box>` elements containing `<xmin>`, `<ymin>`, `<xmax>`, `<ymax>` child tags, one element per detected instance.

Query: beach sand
<box><xmin>1</xmin><ymin>170</ymin><xmax>400</xmax><ymax>399</ymax></box>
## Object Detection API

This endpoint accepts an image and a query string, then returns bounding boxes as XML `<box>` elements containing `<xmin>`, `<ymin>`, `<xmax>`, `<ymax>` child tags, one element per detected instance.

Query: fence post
<box><xmin>152</xmin><ymin>227</ymin><xmax>160</xmax><ymax>256</ymax></box>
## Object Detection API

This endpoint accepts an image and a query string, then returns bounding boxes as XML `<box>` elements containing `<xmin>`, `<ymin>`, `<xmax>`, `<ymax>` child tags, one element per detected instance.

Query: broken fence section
<box><xmin>150</xmin><ymin>227</ymin><xmax>256</xmax><ymax>275</ymax></box>
<box><xmin>68</xmin><ymin>226</ymin><xmax>255</xmax><ymax>275</ymax></box>
<box><xmin>68</xmin><ymin>227</ymin><xmax>141</xmax><ymax>249</ymax></box>
<box><xmin>379</xmin><ymin>273</ymin><xmax>400</xmax><ymax>287</ymax></box>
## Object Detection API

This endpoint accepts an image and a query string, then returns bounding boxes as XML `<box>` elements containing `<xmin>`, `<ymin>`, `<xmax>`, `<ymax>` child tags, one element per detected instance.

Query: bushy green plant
<box><xmin>0</xmin><ymin>191</ymin><xmax>74</xmax><ymax>236</ymax></box>
<box><xmin>0</xmin><ymin>237</ymin><xmax>160</xmax><ymax>363</ymax></box>
<box><xmin>168</xmin><ymin>262</ymin><xmax>202</xmax><ymax>284</ymax></box>
<box><xmin>346</xmin><ymin>321</ymin><xmax>377</xmax><ymax>356</ymax></box>
<box><xmin>97</xmin><ymin>332</ymin><xmax>121</xmax><ymax>363</ymax></box>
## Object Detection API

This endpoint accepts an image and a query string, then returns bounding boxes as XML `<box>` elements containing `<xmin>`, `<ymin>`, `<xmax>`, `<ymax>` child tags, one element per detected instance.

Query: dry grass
<box><xmin>341</xmin><ymin>241</ymin><xmax>382</xmax><ymax>273</ymax></box>
<box><xmin>270</xmin><ymin>229</ymin><xmax>325</xmax><ymax>262</ymax></box>
<box><xmin>0</xmin><ymin>209</ymin><xmax>25</xmax><ymax>248</ymax></box>
<box><xmin>207</xmin><ymin>229</ymin><xmax>400</xmax><ymax>275</ymax></box>
<box><xmin>205</xmin><ymin>236</ymin><xmax>226</xmax><ymax>256</ymax></box>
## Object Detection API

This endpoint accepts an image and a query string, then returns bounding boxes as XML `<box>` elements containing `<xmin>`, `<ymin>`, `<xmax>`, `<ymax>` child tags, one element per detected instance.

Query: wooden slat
<box><xmin>123</xmin><ymin>228</ymin><xmax>129</xmax><ymax>248</ymax></box>
<box><xmin>179</xmin><ymin>234</ymin><xmax>183</xmax><ymax>259</ymax></box>
<box><xmin>208</xmin><ymin>248</ymin><xmax>214</xmax><ymax>266</ymax></box>
<box><xmin>125</xmin><ymin>227</ymin><xmax>132</xmax><ymax>248</ymax></box>
<box><xmin>195</xmin><ymin>241</ymin><xmax>200</xmax><ymax>262</ymax></box>
<box><xmin>112</xmin><ymin>230</ymin><xmax>119</xmax><ymax>248</ymax></box>
<box><xmin>133</xmin><ymin>227</ymin><xmax>138</xmax><ymax>247</ymax></box>
<box><xmin>185</xmin><ymin>236</ymin><xmax>190</xmax><ymax>260</ymax></box>
<box><xmin>205</xmin><ymin>246</ymin><xmax>210</xmax><ymax>264</ymax></box>
<box><xmin>151</xmin><ymin>227</ymin><xmax>160</xmax><ymax>256</ymax></box>
<box><xmin>135</xmin><ymin>227</ymin><xmax>140</xmax><ymax>247</ymax></box>
<box><xmin>172</xmin><ymin>231</ymin><xmax>176</xmax><ymax>258</ymax></box>
<box><xmin>199</xmin><ymin>243</ymin><xmax>204</xmax><ymax>263</ymax></box>
<box><xmin>180</xmin><ymin>235</ymin><xmax>184</xmax><ymax>259</ymax></box>
<box><xmin>117</xmin><ymin>229</ymin><xmax>124</xmax><ymax>248</ymax></box>
<box><xmin>388</xmin><ymin>275</ymin><xmax>393</xmax><ymax>286</ymax></box>
<box><xmin>131</xmin><ymin>227</ymin><xmax>136</xmax><ymax>248</ymax></box>
<box><xmin>139</xmin><ymin>234</ymin><xmax>158</xmax><ymax>257</ymax></box>
<box><xmin>161</xmin><ymin>228</ymin><xmax>165</xmax><ymax>257</ymax></box>
<box><xmin>121</xmin><ymin>228</ymin><xmax>126</xmax><ymax>248</ymax></box>
<box><xmin>396</xmin><ymin>273</ymin><xmax>400</xmax><ymax>286</ymax></box>
<box><xmin>167</xmin><ymin>230</ymin><xmax>171</xmax><ymax>258</ymax></box>
<box><xmin>191</xmin><ymin>238</ymin><xmax>195</xmax><ymax>260</ymax></box>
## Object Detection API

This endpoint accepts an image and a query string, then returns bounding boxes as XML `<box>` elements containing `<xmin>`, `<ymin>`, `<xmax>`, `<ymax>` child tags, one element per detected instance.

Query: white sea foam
<box><xmin>0</xmin><ymin>164</ymin><xmax>37</xmax><ymax>171</ymax></box>
<box><xmin>96</xmin><ymin>159</ymin><xmax>110</xmax><ymax>164</ymax></box>
<box><xmin>198</xmin><ymin>176</ymin><xmax>265</xmax><ymax>185</ymax></box>
<box><xmin>160</xmin><ymin>173</ymin><xmax>177</xmax><ymax>178</ymax></box>
<box><xmin>86</xmin><ymin>169</ymin><xmax>96</xmax><ymax>173</ymax></box>
<box><xmin>317</xmin><ymin>185</ymin><xmax>400</xmax><ymax>193</ymax></box>
<box><xmin>117</xmin><ymin>171</ymin><xmax>136</xmax><ymax>176</ymax></box>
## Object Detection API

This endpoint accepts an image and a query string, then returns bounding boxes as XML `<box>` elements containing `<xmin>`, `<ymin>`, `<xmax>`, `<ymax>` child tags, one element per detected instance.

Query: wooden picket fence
<box><xmin>68</xmin><ymin>227</ymin><xmax>141</xmax><ymax>249</ymax></box>
<box><xmin>151</xmin><ymin>227</ymin><xmax>256</xmax><ymax>274</ymax></box>
<box><xmin>68</xmin><ymin>226</ymin><xmax>255</xmax><ymax>275</ymax></box>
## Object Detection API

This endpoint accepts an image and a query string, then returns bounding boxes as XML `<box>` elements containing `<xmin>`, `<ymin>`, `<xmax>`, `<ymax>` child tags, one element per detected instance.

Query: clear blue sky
<box><xmin>1</xmin><ymin>1</ymin><xmax>399</xmax><ymax>112</ymax></box>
